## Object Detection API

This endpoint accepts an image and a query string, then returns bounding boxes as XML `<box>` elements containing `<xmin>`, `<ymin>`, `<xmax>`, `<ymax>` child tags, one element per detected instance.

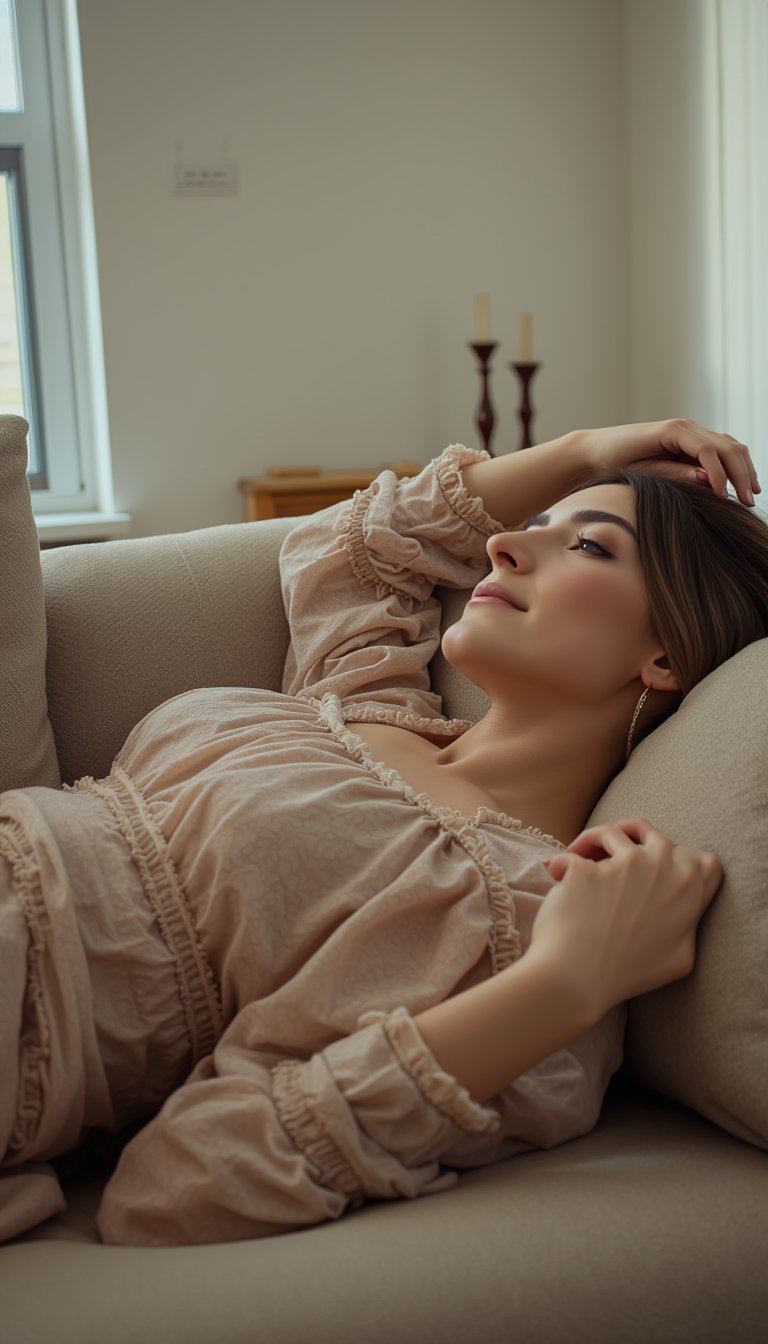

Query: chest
<box><xmin>352</xmin><ymin>721</ymin><xmax>494</xmax><ymax>824</ymax></box>
<box><xmin>353</xmin><ymin>720</ymin><xmax>495</xmax><ymax>993</ymax></box>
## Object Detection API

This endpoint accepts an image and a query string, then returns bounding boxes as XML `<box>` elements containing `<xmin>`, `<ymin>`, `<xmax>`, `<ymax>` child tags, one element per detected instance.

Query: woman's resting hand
<box><xmin>576</xmin><ymin>417</ymin><xmax>760</xmax><ymax>508</ymax></box>
<box><xmin>529</xmin><ymin>817</ymin><xmax>723</xmax><ymax>1020</ymax></box>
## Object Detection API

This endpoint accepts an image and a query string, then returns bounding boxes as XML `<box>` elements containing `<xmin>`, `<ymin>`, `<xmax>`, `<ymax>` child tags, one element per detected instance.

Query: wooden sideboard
<box><xmin>238</xmin><ymin>461</ymin><xmax>424</xmax><ymax>521</ymax></box>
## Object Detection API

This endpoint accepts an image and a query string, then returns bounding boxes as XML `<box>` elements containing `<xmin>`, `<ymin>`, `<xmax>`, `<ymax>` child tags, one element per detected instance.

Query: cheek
<box><xmin>548</xmin><ymin>570</ymin><xmax>645</xmax><ymax>623</ymax></box>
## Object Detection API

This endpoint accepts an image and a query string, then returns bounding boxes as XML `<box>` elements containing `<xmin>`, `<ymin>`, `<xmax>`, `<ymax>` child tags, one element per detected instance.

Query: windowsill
<box><xmin>34</xmin><ymin>511</ymin><xmax>132</xmax><ymax>544</ymax></box>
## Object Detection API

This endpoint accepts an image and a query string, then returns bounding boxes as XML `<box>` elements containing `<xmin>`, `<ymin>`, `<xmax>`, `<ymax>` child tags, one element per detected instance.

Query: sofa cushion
<box><xmin>588</xmin><ymin>638</ymin><xmax>768</xmax><ymax>1151</ymax></box>
<box><xmin>0</xmin><ymin>416</ymin><xmax>60</xmax><ymax>791</ymax></box>
<box><xmin>2</xmin><ymin>1088</ymin><xmax>767</xmax><ymax>1343</ymax></box>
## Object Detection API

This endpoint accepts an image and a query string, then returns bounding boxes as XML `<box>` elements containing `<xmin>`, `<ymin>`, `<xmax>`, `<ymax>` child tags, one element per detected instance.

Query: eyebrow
<box><xmin>522</xmin><ymin>509</ymin><xmax>638</xmax><ymax>542</ymax></box>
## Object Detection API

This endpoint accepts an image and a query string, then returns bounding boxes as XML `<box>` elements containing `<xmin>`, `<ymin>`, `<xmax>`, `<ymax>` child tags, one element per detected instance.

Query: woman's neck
<box><xmin>434</xmin><ymin>700</ymin><xmax>626</xmax><ymax>847</ymax></box>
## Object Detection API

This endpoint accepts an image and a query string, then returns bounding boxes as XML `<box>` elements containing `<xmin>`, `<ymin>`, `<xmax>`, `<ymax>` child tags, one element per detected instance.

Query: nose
<box><xmin>486</xmin><ymin>530</ymin><xmax>533</xmax><ymax>573</ymax></box>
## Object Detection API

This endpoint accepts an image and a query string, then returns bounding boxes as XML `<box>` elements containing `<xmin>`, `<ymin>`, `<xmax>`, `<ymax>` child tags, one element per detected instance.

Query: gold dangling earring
<box><xmin>626</xmin><ymin>686</ymin><xmax>650</xmax><ymax>762</ymax></box>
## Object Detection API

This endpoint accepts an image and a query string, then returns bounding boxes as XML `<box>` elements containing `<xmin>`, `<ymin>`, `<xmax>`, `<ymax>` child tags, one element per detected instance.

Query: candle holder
<box><xmin>468</xmin><ymin>341</ymin><xmax>499</xmax><ymax>456</ymax></box>
<box><xmin>509</xmin><ymin>361</ymin><xmax>541</xmax><ymax>450</ymax></box>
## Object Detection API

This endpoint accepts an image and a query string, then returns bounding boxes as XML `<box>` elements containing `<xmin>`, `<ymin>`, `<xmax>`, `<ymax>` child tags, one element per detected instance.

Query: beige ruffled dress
<box><xmin>0</xmin><ymin>444</ymin><xmax>626</xmax><ymax>1246</ymax></box>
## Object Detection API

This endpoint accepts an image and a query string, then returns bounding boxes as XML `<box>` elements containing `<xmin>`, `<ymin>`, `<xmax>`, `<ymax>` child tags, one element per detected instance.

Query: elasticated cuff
<box><xmin>357</xmin><ymin>1005</ymin><xmax>501</xmax><ymax>1134</ymax></box>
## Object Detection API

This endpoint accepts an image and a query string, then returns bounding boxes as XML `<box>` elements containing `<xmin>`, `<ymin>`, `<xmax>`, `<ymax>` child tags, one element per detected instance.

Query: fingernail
<box><xmin>747</xmin><ymin>488</ymin><xmax>755</xmax><ymax>505</ymax></box>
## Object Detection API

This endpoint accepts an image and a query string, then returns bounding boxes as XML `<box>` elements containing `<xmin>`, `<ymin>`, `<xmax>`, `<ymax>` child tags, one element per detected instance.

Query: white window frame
<box><xmin>1</xmin><ymin>0</ymin><xmax>129</xmax><ymax>537</ymax></box>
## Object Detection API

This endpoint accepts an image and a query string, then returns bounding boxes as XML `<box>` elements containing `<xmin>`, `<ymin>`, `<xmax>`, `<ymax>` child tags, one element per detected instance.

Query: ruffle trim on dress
<box><xmin>336</xmin><ymin>485</ymin><xmax>417</xmax><ymax>603</ymax></box>
<box><xmin>0</xmin><ymin>818</ymin><xmax>52</xmax><ymax>1156</ymax></box>
<box><xmin>357</xmin><ymin>1006</ymin><xmax>501</xmax><ymax>1135</ymax></box>
<box><xmin>270</xmin><ymin>1058</ymin><xmax>365</xmax><ymax>1198</ymax></box>
<box><xmin>64</xmin><ymin>767</ymin><xmax>224</xmax><ymax>1065</ymax></box>
<box><xmin>472</xmin><ymin>806</ymin><xmax>567</xmax><ymax>852</ymax></box>
<box><xmin>433</xmin><ymin>444</ymin><xmax>507</xmax><ymax>537</ymax></box>
<box><xmin>316</xmin><ymin>694</ymin><xmax>525</xmax><ymax>974</ymax></box>
<box><xmin>322</xmin><ymin>697</ymin><xmax>566</xmax><ymax>853</ymax></box>
<box><xmin>341</xmin><ymin>700</ymin><xmax>474</xmax><ymax>738</ymax></box>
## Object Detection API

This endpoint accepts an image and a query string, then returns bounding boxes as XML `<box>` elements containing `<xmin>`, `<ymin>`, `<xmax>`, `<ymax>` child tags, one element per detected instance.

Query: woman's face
<box><xmin>443</xmin><ymin>483</ymin><xmax>664</xmax><ymax>706</ymax></box>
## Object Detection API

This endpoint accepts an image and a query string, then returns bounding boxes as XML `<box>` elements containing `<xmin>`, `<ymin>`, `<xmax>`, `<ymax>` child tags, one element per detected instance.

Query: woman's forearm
<box><xmin>413</xmin><ymin>951</ymin><xmax>599</xmax><ymax>1107</ymax></box>
<box><xmin>460</xmin><ymin>430</ymin><xmax>593</xmax><ymax>529</ymax></box>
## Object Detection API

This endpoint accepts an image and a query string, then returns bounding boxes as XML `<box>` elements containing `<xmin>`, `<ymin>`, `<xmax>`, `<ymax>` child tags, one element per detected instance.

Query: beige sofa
<box><xmin>1</xmin><ymin>415</ymin><xmax>767</xmax><ymax>1343</ymax></box>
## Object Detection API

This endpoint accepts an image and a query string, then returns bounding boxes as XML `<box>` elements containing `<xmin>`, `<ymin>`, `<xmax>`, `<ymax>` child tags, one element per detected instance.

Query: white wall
<box><xmin>77</xmin><ymin>0</ymin><xmax>631</xmax><ymax>538</ymax></box>
<box><xmin>624</xmin><ymin>0</ymin><xmax>768</xmax><ymax>491</ymax></box>
<box><xmin>624</xmin><ymin>0</ymin><xmax>723</xmax><ymax>428</ymax></box>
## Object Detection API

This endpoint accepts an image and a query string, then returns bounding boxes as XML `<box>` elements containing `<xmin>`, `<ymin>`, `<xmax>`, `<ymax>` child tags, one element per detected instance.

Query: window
<box><xmin>0</xmin><ymin>0</ymin><xmax>125</xmax><ymax>534</ymax></box>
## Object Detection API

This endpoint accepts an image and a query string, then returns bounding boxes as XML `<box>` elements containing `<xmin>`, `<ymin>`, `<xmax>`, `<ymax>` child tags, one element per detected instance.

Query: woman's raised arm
<box><xmin>460</xmin><ymin>418</ymin><xmax>760</xmax><ymax>528</ymax></box>
<box><xmin>459</xmin><ymin>431</ymin><xmax>590</xmax><ymax>531</ymax></box>
<box><xmin>278</xmin><ymin>444</ymin><xmax>505</xmax><ymax>713</ymax></box>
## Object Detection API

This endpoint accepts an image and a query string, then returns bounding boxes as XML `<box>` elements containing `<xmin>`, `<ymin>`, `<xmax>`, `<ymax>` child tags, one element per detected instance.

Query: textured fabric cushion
<box><xmin>0</xmin><ymin>416</ymin><xmax>60</xmax><ymax>791</ymax></box>
<box><xmin>41</xmin><ymin>518</ymin><xmax>295</xmax><ymax>783</ymax></box>
<box><xmin>587</xmin><ymin>638</ymin><xmax>768</xmax><ymax>1150</ymax></box>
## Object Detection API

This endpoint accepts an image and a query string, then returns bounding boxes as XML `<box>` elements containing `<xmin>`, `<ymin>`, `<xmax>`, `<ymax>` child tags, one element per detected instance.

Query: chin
<box><xmin>440</xmin><ymin>624</ymin><xmax>495</xmax><ymax>693</ymax></box>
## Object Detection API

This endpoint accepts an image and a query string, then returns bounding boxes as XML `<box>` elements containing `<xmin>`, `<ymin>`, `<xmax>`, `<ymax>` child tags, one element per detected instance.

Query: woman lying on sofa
<box><xmin>1</xmin><ymin>417</ymin><xmax>766</xmax><ymax>1247</ymax></box>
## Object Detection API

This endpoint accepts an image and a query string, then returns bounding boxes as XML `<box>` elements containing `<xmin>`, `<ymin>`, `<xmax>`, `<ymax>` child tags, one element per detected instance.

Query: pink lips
<box><xmin>470</xmin><ymin>581</ymin><xmax>525</xmax><ymax>610</ymax></box>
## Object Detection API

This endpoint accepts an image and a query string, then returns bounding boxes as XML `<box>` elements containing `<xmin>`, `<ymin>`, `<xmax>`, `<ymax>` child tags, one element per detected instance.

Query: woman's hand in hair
<box><xmin>529</xmin><ymin>816</ymin><xmax>722</xmax><ymax>1019</ymax></box>
<box><xmin>576</xmin><ymin>418</ymin><xmax>760</xmax><ymax>508</ymax></box>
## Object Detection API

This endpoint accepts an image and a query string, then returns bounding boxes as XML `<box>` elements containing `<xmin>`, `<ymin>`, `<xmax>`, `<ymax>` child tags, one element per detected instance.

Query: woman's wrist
<box><xmin>564</xmin><ymin>427</ymin><xmax>593</xmax><ymax>472</ymax></box>
<box><xmin>459</xmin><ymin>430</ymin><xmax>595</xmax><ymax>530</ymax></box>
<box><xmin>413</xmin><ymin>947</ymin><xmax>600</xmax><ymax>1106</ymax></box>
<box><xmin>520</xmin><ymin>943</ymin><xmax>608</xmax><ymax>1030</ymax></box>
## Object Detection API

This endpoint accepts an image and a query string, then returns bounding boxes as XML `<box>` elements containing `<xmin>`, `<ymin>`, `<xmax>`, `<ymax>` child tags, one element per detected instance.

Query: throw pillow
<box><xmin>588</xmin><ymin>637</ymin><xmax>768</xmax><ymax>1150</ymax></box>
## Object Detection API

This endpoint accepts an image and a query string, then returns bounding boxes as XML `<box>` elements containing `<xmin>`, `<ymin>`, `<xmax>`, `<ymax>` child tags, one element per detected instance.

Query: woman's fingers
<box><xmin>661</xmin><ymin>419</ymin><xmax>760</xmax><ymax>506</ymax></box>
<box><xmin>542</xmin><ymin>817</ymin><xmax>660</xmax><ymax>880</ymax></box>
<box><xmin>543</xmin><ymin>821</ymin><xmax>723</xmax><ymax>924</ymax></box>
<box><xmin>533</xmin><ymin>824</ymin><xmax>721</xmax><ymax>1011</ymax></box>
<box><xmin>697</xmin><ymin>441</ymin><xmax>755</xmax><ymax>504</ymax></box>
<box><xmin>565</xmin><ymin>815</ymin><xmax>658</xmax><ymax>860</ymax></box>
<box><xmin>723</xmin><ymin>433</ymin><xmax>761</xmax><ymax>495</ymax></box>
<box><xmin>699</xmin><ymin>850</ymin><xmax>724</xmax><ymax>906</ymax></box>
<box><xmin>691</xmin><ymin>447</ymin><xmax>731</xmax><ymax>499</ymax></box>
<box><xmin>542</xmin><ymin>851</ymin><xmax>581</xmax><ymax>881</ymax></box>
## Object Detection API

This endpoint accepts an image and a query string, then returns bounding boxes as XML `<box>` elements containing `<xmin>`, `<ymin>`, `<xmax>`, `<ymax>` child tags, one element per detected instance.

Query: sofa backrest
<box><xmin>41</xmin><ymin>519</ymin><xmax>296</xmax><ymax>784</ymax></box>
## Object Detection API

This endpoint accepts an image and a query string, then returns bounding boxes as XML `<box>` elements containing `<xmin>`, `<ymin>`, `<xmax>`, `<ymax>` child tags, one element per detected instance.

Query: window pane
<box><xmin>0</xmin><ymin>0</ymin><xmax>21</xmax><ymax>111</ymax></box>
<box><xmin>0</xmin><ymin>173</ymin><xmax>24</xmax><ymax>412</ymax></box>
<box><xmin>0</xmin><ymin>164</ymin><xmax>42</xmax><ymax>478</ymax></box>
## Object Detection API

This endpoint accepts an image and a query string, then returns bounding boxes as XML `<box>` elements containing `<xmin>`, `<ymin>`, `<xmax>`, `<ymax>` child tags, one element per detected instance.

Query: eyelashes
<box><xmin>514</xmin><ymin>525</ymin><xmax>614</xmax><ymax>558</ymax></box>
<box><xmin>574</xmin><ymin>532</ymin><xmax>612</xmax><ymax>558</ymax></box>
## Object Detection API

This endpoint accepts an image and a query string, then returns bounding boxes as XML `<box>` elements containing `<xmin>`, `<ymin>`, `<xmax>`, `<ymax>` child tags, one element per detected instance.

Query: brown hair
<box><xmin>565</xmin><ymin>469</ymin><xmax>768</xmax><ymax>742</ymax></box>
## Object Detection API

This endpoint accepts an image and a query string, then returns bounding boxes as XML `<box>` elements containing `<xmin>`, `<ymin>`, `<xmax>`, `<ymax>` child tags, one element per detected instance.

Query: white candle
<box><xmin>474</xmin><ymin>294</ymin><xmax>491</xmax><ymax>342</ymax></box>
<box><xmin>518</xmin><ymin>312</ymin><xmax>533</xmax><ymax>361</ymax></box>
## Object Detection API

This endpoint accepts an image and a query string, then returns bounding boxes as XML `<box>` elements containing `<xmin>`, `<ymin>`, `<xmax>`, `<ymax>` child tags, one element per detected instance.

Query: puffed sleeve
<box><xmin>279</xmin><ymin>444</ymin><xmax>505</xmax><ymax>714</ymax></box>
<box><xmin>94</xmin><ymin>1006</ymin><xmax>501</xmax><ymax>1247</ymax></box>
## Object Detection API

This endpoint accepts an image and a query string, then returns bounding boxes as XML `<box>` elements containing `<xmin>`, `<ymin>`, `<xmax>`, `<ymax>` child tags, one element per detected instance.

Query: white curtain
<box><xmin>715</xmin><ymin>0</ymin><xmax>768</xmax><ymax>482</ymax></box>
